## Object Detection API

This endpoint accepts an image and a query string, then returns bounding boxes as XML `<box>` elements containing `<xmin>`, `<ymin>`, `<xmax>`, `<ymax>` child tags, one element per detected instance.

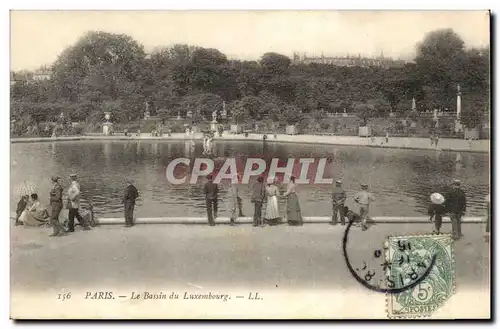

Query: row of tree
<box><xmin>11</xmin><ymin>28</ymin><xmax>489</xmax><ymax>128</ymax></box>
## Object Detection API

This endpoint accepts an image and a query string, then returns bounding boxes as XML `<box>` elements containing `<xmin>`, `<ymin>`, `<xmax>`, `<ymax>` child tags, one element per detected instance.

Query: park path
<box><xmin>11</xmin><ymin>222</ymin><xmax>490</xmax><ymax>319</ymax></box>
<box><xmin>11</xmin><ymin>132</ymin><xmax>489</xmax><ymax>153</ymax></box>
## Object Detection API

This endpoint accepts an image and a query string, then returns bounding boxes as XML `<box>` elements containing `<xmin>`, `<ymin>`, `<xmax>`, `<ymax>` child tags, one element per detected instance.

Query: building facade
<box><xmin>292</xmin><ymin>52</ymin><xmax>406</xmax><ymax>69</ymax></box>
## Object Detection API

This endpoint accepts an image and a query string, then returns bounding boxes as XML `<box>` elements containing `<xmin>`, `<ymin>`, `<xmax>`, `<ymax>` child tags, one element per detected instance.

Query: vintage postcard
<box><xmin>10</xmin><ymin>10</ymin><xmax>490</xmax><ymax>319</ymax></box>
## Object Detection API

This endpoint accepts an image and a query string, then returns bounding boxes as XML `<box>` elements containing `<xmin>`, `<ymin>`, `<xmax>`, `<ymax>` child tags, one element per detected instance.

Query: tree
<box><xmin>415</xmin><ymin>28</ymin><xmax>466</xmax><ymax>101</ymax></box>
<box><xmin>151</xmin><ymin>44</ymin><xmax>199</xmax><ymax>67</ymax></box>
<box><xmin>174</xmin><ymin>47</ymin><xmax>238</xmax><ymax>100</ymax></box>
<box><xmin>229</xmin><ymin>101</ymin><xmax>249</xmax><ymax>125</ymax></box>
<box><xmin>228</xmin><ymin>96</ymin><xmax>264</xmax><ymax>120</ymax></box>
<box><xmin>282</xmin><ymin>105</ymin><xmax>303</xmax><ymax>125</ymax></box>
<box><xmin>177</xmin><ymin>93</ymin><xmax>223</xmax><ymax>120</ymax></box>
<box><xmin>260</xmin><ymin>52</ymin><xmax>291</xmax><ymax>75</ymax></box>
<box><xmin>51</xmin><ymin>31</ymin><xmax>146</xmax><ymax>121</ymax></box>
<box><xmin>191</xmin><ymin>48</ymin><xmax>227</xmax><ymax>67</ymax></box>
<box><xmin>460</xmin><ymin>109</ymin><xmax>484</xmax><ymax>129</ymax></box>
<box><xmin>355</xmin><ymin>104</ymin><xmax>376</xmax><ymax>126</ymax></box>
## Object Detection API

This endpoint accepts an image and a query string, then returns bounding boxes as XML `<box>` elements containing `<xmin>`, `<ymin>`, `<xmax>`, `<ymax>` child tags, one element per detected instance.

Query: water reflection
<box><xmin>455</xmin><ymin>153</ymin><xmax>463</xmax><ymax>172</ymax></box>
<box><xmin>10</xmin><ymin>140</ymin><xmax>490</xmax><ymax>218</ymax></box>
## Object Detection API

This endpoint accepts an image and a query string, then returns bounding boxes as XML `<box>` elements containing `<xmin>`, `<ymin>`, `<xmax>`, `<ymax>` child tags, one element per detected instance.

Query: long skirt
<box><xmin>19</xmin><ymin>210</ymin><xmax>49</xmax><ymax>227</ymax></box>
<box><xmin>286</xmin><ymin>193</ymin><xmax>303</xmax><ymax>226</ymax></box>
<box><xmin>265</xmin><ymin>195</ymin><xmax>280</xmax><ymax>221</ymax></box>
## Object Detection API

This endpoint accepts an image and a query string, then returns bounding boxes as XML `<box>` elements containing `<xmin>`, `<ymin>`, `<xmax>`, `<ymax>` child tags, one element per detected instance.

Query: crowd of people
<box><xmin>13</xmin><ymin>169</ymin><xmax>489</xmax><ymax>243</ymax></box>
<box><xmin>201</xmin><ymin>175</ymin><xmax>488</xmax><ymax>243</ymax></box>
<box><xmin>14</xmin><ymin>174</ymin><xmax>101</xmax><ymax>237</ymax></box>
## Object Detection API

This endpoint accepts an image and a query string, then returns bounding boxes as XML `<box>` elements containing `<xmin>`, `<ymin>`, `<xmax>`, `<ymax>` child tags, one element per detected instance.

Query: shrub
<box><xmin>320</xmin><ymin>122</ymin><xmax>330</xmax><ymax>130</ymax></box>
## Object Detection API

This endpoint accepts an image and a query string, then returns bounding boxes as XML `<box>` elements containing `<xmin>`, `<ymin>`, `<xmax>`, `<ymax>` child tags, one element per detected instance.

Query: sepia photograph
<box><xmin>9</xmin><ymin>10</ymin><xmax>491</xmax><ymax>319</ymax></box>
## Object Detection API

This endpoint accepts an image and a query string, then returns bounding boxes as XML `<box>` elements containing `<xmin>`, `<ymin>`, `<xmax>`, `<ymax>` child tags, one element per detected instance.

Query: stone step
<box><xmin>93</xmin><ymin>216</ymin><xmax>486</xmax><ymax>225</ymax></box>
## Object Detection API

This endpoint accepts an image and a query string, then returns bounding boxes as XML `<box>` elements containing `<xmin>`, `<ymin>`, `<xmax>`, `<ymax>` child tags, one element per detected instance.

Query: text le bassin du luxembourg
<box><xmin>57</xmin><ymin>291</ymin><xmax>263</xmax><ymax>302</ymax></box>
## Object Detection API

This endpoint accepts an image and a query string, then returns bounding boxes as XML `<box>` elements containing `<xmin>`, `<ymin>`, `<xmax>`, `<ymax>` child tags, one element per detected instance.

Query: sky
<box><xmin>10</xmin><ymin>10</ymin><xmax>490</xmax><ymax>71</ymax></box>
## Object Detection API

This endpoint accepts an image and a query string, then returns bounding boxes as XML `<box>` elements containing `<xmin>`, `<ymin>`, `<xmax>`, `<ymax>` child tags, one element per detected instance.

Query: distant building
<box><xmin>31</xmin><ymin>67</ymin><xmax>52</xmax><ymax>82</ymax></box>
<box><xmin>292</xmin><ymin>52</ymin><xmax>406</xmax><ymax>69</ymax></box>
<box><xmin>10</xmin><ymin>71</ymin><xmax>29</xmax><ymax>86</ymax></box>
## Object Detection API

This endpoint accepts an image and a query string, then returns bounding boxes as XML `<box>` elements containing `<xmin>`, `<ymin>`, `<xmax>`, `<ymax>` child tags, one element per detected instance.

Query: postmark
<box><xmin>385</xmin><ymin>234</ymin><xmax>456</xmax><ymax>319</ymax></box>
<box><xmin>342</xmin><ymin>217</ymin><xmax>437</xmax><ymax>294</ymax></box>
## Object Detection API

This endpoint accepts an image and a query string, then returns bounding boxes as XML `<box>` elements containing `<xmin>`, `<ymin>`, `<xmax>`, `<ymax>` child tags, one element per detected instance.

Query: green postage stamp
<box><xmin>385</xmin><ymin>234</ymin><xmax>456</xmax><ymax>319</ymax></box>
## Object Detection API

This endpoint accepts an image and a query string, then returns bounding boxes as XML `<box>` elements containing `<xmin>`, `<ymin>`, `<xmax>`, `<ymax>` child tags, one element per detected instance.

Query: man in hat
<box><xmin>123</xmin><ymin>180</ymin><xmax>139</xmax><ymax>227</ymax></box>
<box><xmin>330</xmin><ymin>180</ymin><xmax>347</xmax><ymax>225</ymax></box>
<box><xmin>428</xmin><ymin>192</ymin><xmax>446</xmax><ymax>234</ymax></box>
<box><xmin>229</xmin><ymin>173</ymin><xmax>244</xmax><ymax>226</ymax></box>
<box><xmin>203</xmin><ymin>174</ymin><xmax>219</xmax><ymax>226</ymax></box>
<box><xmin>66</xmin><ymin>174</ymin><xmax>91</xmax><ymax>232</ymax></box>
<box><xmin>49</xmin><ymin>176</ymin><xmax>65</xmax><ymax>236</ymax></box>
<box><xmin>251</xmin><ymin>176</ymin><xmax>266</xmax><ymax>227</ymax></box>
<box><xmin>354</xmin><ymin>183</ymin><xmax>375</xmax><ymax>231</ymax></box>
<box><xmin>444</xmin><ymin>179</ymin><xmax>467</xmax><ymax>240</ymax></box>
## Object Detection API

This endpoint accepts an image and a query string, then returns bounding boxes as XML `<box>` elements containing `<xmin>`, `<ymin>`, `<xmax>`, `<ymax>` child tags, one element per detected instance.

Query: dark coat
<box><xmin>332</xmin><ymin>187</ymin><xmax>346</xmax><ymax>204</ymax></box>
<box><xmin>50</xmin><ymin>182</ymin><xmax>63</xmax><ymax>203</ymax></box>
<box><xmin>444</xmin><ymin>188</ymin><xmax>467</xmax><ymax>214</ymax></box>
<box><xmin>124</xmin><ymin>184</ymin><xmax>139</xmax><ymax>203</ymax></box>
<box><xmin>203</xmin><ymin>181</ymin><xmax>219</xmax><ymax>200</ymax></box>
<box><xmin>251</xmin><ymin>182</ymin><xmax>266</xmax><ymax>203</ymax></box>
<box><xmin>428</xmin><ymin>203</ymin><xmax>447</xmax><ymax>218</ymax></box>
<box><xmin>16</xmin><ymin>198</ymin><xmax>27</xmax><ymax>216</ymax></box>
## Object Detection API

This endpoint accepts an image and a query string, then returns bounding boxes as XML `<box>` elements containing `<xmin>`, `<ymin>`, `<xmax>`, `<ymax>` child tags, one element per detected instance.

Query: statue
<box><xmin>221</xmin><ymin>101</ymin><xmax>227</xmax><ymax>119</ymax></box>
<box><xmin>144</xmin><ymin>101</ymin><xmax>150</xmax><ymax>120</ymax></box>
<box><xmin>177</xmin><ymin>111</ymin><xmax>181</xmax><ymax>120</ymax></box>
<box><xmin>212</xmin><ymin>110</ymin><xmax>218</xmax><ymax>123</ymax></box>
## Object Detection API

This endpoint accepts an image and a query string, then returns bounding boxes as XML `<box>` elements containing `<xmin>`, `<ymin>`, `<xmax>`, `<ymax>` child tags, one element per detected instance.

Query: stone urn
<box><xmin>358</xmin><ymin>126</ymin><xmax>372</xmax><ymax>137</ymax></box>
<box><xmin>286</xmin><ymin>125</ymin><xmax>299</xmax><ymax>135</ymax></box>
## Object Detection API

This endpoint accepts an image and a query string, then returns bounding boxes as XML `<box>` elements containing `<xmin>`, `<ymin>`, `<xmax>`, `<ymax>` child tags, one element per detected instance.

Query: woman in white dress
<box><xmin>264</xmin><ymin>180</ymin><xmax>281</xmax><ymax>225</ymax></box>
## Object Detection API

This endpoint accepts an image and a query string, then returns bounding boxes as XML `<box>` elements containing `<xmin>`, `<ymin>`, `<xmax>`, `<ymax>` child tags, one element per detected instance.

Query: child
<box><xmin>82</xmin><ymin>204</ymin><xmax>97</xmax><ymax>227</ymax></box>
<box><xmin>428</xmin><ymin>193</ymin><xmax>446</xmax><ymax>234</ymax></box>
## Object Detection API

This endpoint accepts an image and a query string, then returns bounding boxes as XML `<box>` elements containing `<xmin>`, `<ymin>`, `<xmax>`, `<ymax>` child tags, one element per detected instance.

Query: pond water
<box><xmin>10</xmin><ymin>140</ymin><xmax>490</xmax><ymax>218</ymax></box>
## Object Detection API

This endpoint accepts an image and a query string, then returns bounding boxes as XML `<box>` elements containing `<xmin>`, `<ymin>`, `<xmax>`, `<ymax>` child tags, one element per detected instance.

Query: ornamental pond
<box><xmin>10</xmin><ymin>140</ymin><xmax>489</xmax><ymax>219</ymax></box>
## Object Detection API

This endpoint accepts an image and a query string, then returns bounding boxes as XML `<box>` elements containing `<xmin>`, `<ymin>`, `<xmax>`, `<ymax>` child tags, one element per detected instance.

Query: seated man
<box><xmin>344</xmin><ymin>206</ymin><xmax>362</xmax><ymax>226</ymax></box>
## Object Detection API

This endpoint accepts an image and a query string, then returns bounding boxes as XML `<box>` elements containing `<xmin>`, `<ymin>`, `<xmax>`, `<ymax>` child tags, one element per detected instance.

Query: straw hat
<box><xmin>430</xmin><ymin>193</ymin><xmax>445</xmax><ymax>205</ymax></box>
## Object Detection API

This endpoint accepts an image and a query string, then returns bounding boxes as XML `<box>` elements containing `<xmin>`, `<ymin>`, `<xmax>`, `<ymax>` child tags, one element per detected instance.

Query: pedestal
<box><xmin>102</xmin><ymin>123</ymin><xmax>113</xmax><ymax>136</ymax></box>
<box><xmin>230</xmin><ymin>124</ymin><xmax>243</xmax><ymax>134</ymax></box>
<box><xmin>210</xmin><ymin>122</ymin><xmax>218</xmax><ymax>131</ymax></box>
<box><xmin>464</xmin><ymin>127</ymin><xmax>480</xmax><ymax>140</ymax></box>
<box><xmin>358</xmin><ymin>126</ymin><xmax>371</xmax><ymax>137</ymax></box>
<box><xmin>286</xmin><ymin>125</ymin><xmax>299</xmax><ymax>135</ymax></box>
<box><xmin>454</xmin><ymin>120</ymin><xmax>463</xmax><ymax>133</ymax></box>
